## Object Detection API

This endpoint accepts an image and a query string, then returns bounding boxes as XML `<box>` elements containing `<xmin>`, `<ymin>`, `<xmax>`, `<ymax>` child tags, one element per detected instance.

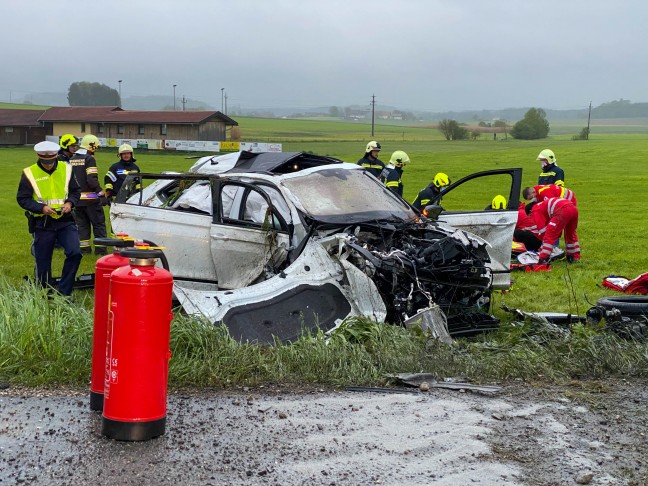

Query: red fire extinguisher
<box><xmin>102</xmin><ymin>247</ymin><xmax>173</xmax><ymax>441</ymax></box>
<box><xmin>90</xmin><ymin>236</ymin><xmax>134</xmax><ymax>411</ymax></box>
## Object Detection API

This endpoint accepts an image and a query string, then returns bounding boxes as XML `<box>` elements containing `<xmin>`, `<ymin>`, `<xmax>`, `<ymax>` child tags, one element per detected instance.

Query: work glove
<box><xmin>99</xmin><ymin>196</ymin><xmax>110</xmax><ymax>207</ymax></box>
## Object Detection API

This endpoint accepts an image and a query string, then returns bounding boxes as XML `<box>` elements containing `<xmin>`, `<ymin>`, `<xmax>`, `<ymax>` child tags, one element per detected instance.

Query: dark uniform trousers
<box><xmin>74</xmin><ymin>204</ymin><xmax>107</xmax><ymax>254</ymax></box>
<box><xmin>33</xmin><ymin>219</ymin><xmax>82</xmax><ymax>295</ymax></box>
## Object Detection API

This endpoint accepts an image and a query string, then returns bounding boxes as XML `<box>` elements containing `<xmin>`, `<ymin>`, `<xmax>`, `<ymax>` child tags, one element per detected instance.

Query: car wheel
<box><xmin>596</xmin><ymin>296</ymin><xmax>648</xmax><ymax>316</ymax></box>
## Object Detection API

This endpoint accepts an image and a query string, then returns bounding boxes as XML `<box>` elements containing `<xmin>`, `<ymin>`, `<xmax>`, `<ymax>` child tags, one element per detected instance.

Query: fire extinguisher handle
<box><xmin>119</xmin><ymin>248</ymin><xmax>166</xmax><ymax>260</ymax></box>
<box><xmin>94</xmin><ymin>238</ymin><xmax>136</xmax><ymax>248</ymax></box>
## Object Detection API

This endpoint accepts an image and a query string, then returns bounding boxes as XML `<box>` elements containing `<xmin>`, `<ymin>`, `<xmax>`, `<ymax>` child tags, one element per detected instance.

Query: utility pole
<box><xmin>182</xmin><ymin>95</ymin><xmax>186</xmax><ymax>111</ymax></box>
<box><xmin>118</xmin><ymin>80</ymin><xmax>122</xmax><ymax>108</ymax></box>
<box><xmin>221</xmin><ymin>88</ymin><xmax>224</xmax><ymax>112</ymax></box>
<box><xmin>370</xmin><ymin>94</ymin><xmax>376</xmax><ymax>137</ymax></box>
<box><xmin>173</xmin><ymin>84</ymin><xmax>177</xmax><ymax>111</ymax></box>
<box><xmin>224</xmin><ymin>92</ymin><xmax>228</xmax><ymax>115</ymax></box>
<box><xmin>586</xmin><ymin>101</ymin><xmax>592</xmax><ymax>140</ymax></box>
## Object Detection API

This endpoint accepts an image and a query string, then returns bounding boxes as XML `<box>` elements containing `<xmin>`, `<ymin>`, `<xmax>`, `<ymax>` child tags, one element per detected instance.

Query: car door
<box><xmin>210</xmin><ymin>181</ymin><xmax>291</xmax><ymax>290</ymax></box>
<box><xmin>426</xmin><ymin>168</ymin><xmax>522</xmax><ymax>289</ymax></box>
<box><xmin>110</xmin><ymin>174</ymin><xmax>217</xmax><ymax>282</ymax></box>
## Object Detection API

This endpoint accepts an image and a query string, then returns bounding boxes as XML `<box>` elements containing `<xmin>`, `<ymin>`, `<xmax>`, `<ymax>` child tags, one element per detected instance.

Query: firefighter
<box><xmin>105</xmin><ymin>144</ymin><xmax>141</xmax><ymax>202</ymax></box>
<box><xmin>70</xmin><ymin>134</ymin><xmax>108</xmax><ymax>255</ymax></box>
<box><xmin>537</xmin><ymin>149</ymin><xmax>565</xmax><ymax>186</ymax></box>
<box><xmin>57</xmin><ymin>134</ymin><xmax>79</xmax><ymax>163</ymax></box>
<box><xmin>527</xmin><ymin>198</ymin><xmax>580</xmax><ymax>263</ymax></box>
<box><xmin>488</xmin><ymin>194</ymin><xmax>507</xmax><ymax>210</ymax></box>
<box><xmin>357</xmin><ymin>141</ymin><xmax>385</xmax><ymax>178</ymax></box>
<box><xmin>380</xmin><ymin>150</ymin><xmax>409</xmax><ymax>196</ymax></box>
<box><xmin>523</xmin><ymin>184</ymin><xmax>577</xmax><ymax>205</ymax></box>
<box><xmin>17</xmin><ymin>141</ymin><xmax>82</xmax><ymax>296</ymax></box>
<box><xmin>412</xmin><ymin>172</ymin><xmax>450</xmax><ymax>210</ymax></box>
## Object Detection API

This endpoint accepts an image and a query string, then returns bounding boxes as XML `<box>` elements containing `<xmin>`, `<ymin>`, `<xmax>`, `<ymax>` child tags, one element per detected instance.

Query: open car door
<box><xmin>426</xmin><ymin>168</ymin><xmax>522</xmax><ymax>290</ymax></box>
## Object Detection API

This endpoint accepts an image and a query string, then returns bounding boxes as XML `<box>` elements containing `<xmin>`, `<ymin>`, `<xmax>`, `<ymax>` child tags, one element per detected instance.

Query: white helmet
<box><xmin>537</xmin><ymin>149</ymin><xmax>556</xmax><ymax>163</ymax></box>
<box><xmin>389</xmin><ymin>150</ymin><xmax>409</xmax><ymax>167</ymax></box>
<box><xmin>365</xmin><ymin>141</ymin><xmax>381</xmax><ymax>153</ymax></box>
<box><xmin>119</xmin><ymin>143</ymin><xmax>133</xmax><ymax>155</ymax></box>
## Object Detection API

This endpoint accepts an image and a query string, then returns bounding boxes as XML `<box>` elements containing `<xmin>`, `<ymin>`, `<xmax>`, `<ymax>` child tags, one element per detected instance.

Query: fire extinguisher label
<box><xmin>110</xmin><ymin>369</ymin><xmax>118</xmax><ymax>384</ymax></box>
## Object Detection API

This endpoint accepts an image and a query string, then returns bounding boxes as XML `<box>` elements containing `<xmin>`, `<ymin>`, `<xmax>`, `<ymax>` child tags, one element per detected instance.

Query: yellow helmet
<box><xmin>80</xmin><ymin>134</ymin><xmax>100</xmax><ymax>152</ymax></box>
<box><xmin>491</xmin><ymin>195</ymin><xmax>507</xmax><ymax>210</ymax></box>
<box><xmin>119</xmin><ymin>143</ymin><xmax>133</xmax><ymax>154</ymax></box>
<box><xmin>365</xmin><ymin>141</ymin><xmax>381</xmax><ymax>153</ymax></box>
<box><xmin>389</xmin><ymin>150</ymin><xmax>409</xmax><ymax>167</ymax></box>
<box><xmin>433</xmin><ymin>172</ymin><xmax>450</xmax><ymax>188</ymax></box>
<box><xmin>59</xmin><ymin>134</ymin><xmax>79</xmax><ymax>150</ymax></box>
<box><xmin>537</xmin><ymin>149</ymin><xmax>556</xmax><ymax>163</ymax></box>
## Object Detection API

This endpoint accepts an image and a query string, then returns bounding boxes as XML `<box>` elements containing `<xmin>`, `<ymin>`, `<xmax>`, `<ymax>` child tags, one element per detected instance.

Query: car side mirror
<box><xmin>422</xmin><ymin>204</ymin><xmax>443</xmax><ymax>220</ymax></box>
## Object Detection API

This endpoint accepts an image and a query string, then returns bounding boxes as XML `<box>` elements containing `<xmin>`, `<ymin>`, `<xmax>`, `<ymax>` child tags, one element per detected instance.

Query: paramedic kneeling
<box><xmin>527</xmin><ymin>197</ymin><xmax>580</xmax><ymax>264</ymax></box>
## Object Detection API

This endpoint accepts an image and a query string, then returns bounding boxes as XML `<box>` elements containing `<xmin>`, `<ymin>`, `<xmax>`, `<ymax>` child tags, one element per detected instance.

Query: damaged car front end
<box><xmin>111</xmin><ymin>151</ymin><xmax>519</xmax><ymax>343</ymax></box>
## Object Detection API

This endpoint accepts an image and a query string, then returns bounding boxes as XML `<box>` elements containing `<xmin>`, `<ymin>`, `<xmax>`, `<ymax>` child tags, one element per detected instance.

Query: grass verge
<box><xmin>1</xmin><ymin>279</ymin><xmax>646</xmax><ymax>388</ymax></box>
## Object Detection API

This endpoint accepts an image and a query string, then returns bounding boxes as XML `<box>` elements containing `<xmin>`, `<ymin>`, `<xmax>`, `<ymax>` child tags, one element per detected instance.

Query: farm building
<box><xmin>0</xmin><ymin>109</ymin><xmax>48</xmax><ymax>145</ymax></box>
<box><xmin>0</xmin><ymin>106</ymin><xmax>238</xmax><ymax>145</ymax></box>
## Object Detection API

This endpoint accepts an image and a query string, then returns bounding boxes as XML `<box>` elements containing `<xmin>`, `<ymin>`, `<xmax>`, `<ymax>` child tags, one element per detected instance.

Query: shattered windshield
<box><xmin>282</xmin><ymin>167</ymin><xmax>416</xmax><ymax>224</ymax></box>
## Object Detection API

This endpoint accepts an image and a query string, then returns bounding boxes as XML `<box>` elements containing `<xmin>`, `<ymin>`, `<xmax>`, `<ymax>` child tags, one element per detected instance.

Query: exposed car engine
<box><xmin>342</xmin><ymin>220</ymin><xmax>493</xmax><ymax>325</ymax></box>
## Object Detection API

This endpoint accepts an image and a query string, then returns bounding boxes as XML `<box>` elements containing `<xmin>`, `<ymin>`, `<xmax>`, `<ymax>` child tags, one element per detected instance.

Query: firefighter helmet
<box><xmin>537</xmin><ymin>149</ymin><xmax>556</xmax><ymax>163</ymax></box>
<box><xmin>365</xmin><ymin>141</ymin><xmax>381</xmax><ymax>153</ymax></box>
<box><xmin>80</xmin><ymin>134</ymin><xmax>100</xmax><ymax>152</ymax></box>
<box><xmin>119</xmin><ymin>143</ymin><xmax>133</xmax><ymax>154</ymax></box>
<box><xmin>389</xmin><ymin>150</ymin><xmax>409</xmax><ymax>167</ymax></box>
<box><xmin>491</xmin><ymin>195</ymin><xmax>507</xmax><ymax>210</ymax></box>
<box><xmin>59</xmin><ymin>134</ymin><xmax>79</xmax><ymax>150</ymax></box>
<box><xmin>34</xmin><ymin>141</ymin><xmax>60</xmax><ymax>160</ymax></box>
<box><xmin>433</xmin><ymin>172</ymin><xmax>450</xmax><ymax>188</ymax></box>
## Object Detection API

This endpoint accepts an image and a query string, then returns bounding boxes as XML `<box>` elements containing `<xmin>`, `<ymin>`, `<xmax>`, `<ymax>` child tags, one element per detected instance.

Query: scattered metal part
<box><xmin>389</xmin><ymin>373</ymin><xmax>502</xmax><ymax>395</ymax></box>
<box><xmin>345</xmin><ymin>386</ymin><xmax>420</xmax><ymax>395</ymax></box>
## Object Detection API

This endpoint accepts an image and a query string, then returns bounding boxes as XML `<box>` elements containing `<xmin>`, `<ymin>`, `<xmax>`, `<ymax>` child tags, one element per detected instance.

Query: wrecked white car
<box><xmin>110</xmin><ymin>151</ymin><xmax>521</xmax><ymax>343</ymax></box>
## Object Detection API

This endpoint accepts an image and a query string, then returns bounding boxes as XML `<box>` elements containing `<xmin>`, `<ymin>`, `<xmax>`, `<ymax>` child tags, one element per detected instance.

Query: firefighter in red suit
<box><xmin>527</xmin><ymin>198</ymin><xmax>581</xmax><ymax>263</ymax></box>
<box><xmin>523</xmin><ymin>184</ymin><xmax>577</xmax><ymax>205</ymax></box>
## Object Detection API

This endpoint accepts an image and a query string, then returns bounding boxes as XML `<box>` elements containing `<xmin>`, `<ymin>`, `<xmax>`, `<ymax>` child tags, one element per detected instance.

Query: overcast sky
<box><xmin>2</xmin><ymin>0</ymin><xmax>646</xmax><ymax>112</ymax></box>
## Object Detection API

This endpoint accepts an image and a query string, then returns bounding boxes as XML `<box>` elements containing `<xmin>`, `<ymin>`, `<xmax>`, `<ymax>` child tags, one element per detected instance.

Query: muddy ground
<box><xmin>0</xmin><ymin>379</ymin><xmax>646</xmax><ymax>485</ymax></box>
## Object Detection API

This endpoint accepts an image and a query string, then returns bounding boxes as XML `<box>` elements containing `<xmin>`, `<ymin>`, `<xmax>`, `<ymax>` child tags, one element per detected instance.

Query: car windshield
<box><xmin>282</xmin><ymin>167</ymin><xmax>416</xmax><ymax>224</ymax></box>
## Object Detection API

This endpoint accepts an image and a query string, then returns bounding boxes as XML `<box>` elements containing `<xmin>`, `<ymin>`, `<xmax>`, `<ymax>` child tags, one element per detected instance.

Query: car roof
<box><xmin>190</xmin><ymin>151</ymin><xmax>344</xmax><ymax>176</ymax></box>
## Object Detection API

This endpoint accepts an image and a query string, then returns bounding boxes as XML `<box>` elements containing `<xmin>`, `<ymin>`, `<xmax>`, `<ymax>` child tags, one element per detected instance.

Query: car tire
<box><xmin>596</xmin><ymin>296</ymin><xmax>648</xmax><ymax>316</ymax></box>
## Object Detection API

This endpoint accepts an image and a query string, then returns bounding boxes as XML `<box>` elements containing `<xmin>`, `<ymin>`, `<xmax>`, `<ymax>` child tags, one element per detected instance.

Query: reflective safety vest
<box><xmin>22</xmin><ymin>162</ymin><xmax>73</xmax><ymax>219</ymax></box>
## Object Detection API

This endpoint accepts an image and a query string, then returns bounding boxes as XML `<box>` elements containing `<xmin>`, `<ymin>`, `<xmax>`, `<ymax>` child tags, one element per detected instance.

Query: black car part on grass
<box><xmin>586</xmin><ymin>296</ymin><xmax>648</xmax><ymax>341</ymax></box>
<box><xmin>346</xmin><ymin>221</ymin><xmax>493</xmax><ymax>331</ymax></box>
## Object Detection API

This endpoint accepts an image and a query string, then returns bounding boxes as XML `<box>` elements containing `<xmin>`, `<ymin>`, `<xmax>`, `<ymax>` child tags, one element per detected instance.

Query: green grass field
<box><xmin>2</xmin><ymin>118</ymin><xmax>648</xmax><ymax>387</ymax></box>
<box><xmin>2</xmin><ymin>128</ymin><xmax>647</xmax><ymax>318</ymax></box>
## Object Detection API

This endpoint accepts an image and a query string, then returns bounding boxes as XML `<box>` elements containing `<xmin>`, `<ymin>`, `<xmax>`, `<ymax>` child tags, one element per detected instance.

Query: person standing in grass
<box><xmin>411</xmin><ymin>172</ymin><xmax>450</xmax><ymax>211</ymax></box>
<box><xmin>104</xmin><ymin>143</ymin><xmax>140</xmax><ymax>202</ymax></box>
<box><xmin>70</xmin><ymin>134</ymin><xmax>108</xmax><ymax>255</ymax></box>
<box><xmin>357</xmin><ymin>140</ymin><xmax>385</xmax><ymax>178</ymax></box>
<box><xmin>537</xmin><ymin>149</ymin><xmax>565</xmax><ymax>186</ymax></box>
<box><xmin>381</xmin><ymin>150</ymin><xmax>409</xmax><ymax>196</ymax></box>
<box><xmin>17</xmin><ymin>141</ymin><xmax>82</xmax><ymax>296</ymax></box>
<box><xmin>57</xmin><ymin>134</ymin><xmax>79</xmax><ymax>163</ymax></box>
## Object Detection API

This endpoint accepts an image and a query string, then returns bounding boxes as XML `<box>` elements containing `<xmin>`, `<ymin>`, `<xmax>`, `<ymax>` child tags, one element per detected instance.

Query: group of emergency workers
<box><xmin>16</xmin><ymin>135</ymin><xmax>140</xmax><ymax>296</ymax></box>
<box><xmin>358</xmin><ymin>142</ymin><xmax>581</xmax><ymax>266</ymax></box>
<box><xmin>518</xmin><ymin>149</ymin><xmax>580</xmax><ymax>264</ymax></box>
<box><xmin>356</xmin><ymin>141</ymin><xmax>451</xmax><ymax>211</ymax></box>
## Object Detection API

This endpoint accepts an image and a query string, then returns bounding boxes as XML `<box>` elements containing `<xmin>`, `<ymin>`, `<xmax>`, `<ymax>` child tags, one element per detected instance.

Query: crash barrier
<box><xmin>46</xmin><ymin>136</ymin><xmax>282</xmax><ymax>153</ymax></box>
<box><xmin>102</xmin><ymin>247</ymin><xmax>174</xmax><ymax>441</ymax></box>
<box><xmin>90</xmin><ymin>236</ymin><xmax>135</xmax><ymax>411</ymax></box>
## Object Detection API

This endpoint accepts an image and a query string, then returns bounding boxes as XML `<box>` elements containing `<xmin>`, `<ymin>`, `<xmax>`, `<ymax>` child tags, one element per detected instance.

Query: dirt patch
<box><xmin>1</xmin><ymin>380</ymin><xmax>646</xmax><ymax>485</ymax></box>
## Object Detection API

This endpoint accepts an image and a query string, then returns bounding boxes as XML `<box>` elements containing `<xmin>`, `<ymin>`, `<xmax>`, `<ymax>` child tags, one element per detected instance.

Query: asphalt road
<box><xmin>1</xmin><ymin>381</ymin><xmax>646</xmax><ymax>485</ymax></box>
